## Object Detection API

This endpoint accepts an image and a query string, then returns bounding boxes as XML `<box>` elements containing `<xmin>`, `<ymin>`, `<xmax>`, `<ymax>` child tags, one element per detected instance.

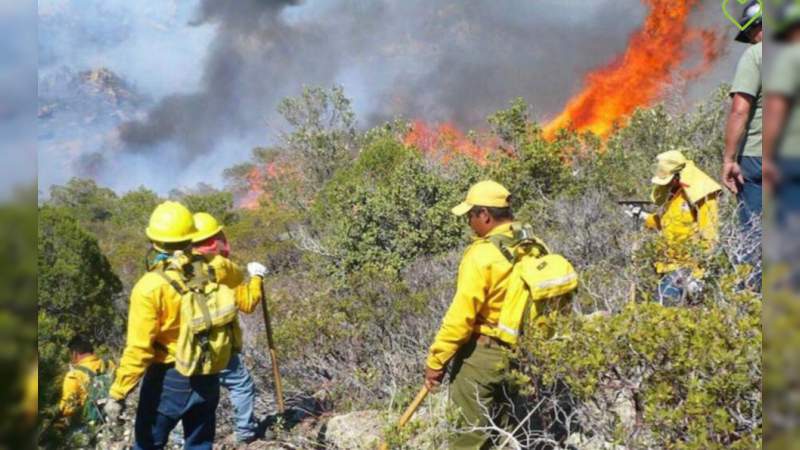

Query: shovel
<box><xmin>260</xmin><ymin>278</ymin><xmax>285</xmax><ymax>413</ymax></box>
<box><xmin>379</xmin><ymin>386</ymin><xmax>430</xmax><ymax>450</ymax></box>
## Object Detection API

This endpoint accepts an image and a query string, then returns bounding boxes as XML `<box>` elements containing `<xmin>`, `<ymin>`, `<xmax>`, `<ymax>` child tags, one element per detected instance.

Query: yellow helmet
<box><xmin>145</xmin><ymin>201</ymin><xmax>197</xmax><ymax>243</ymax></box>
<box><xmin>192</xmin><ymin>212</ymin><xmax>223</xmax><ymax>243</ymax></box>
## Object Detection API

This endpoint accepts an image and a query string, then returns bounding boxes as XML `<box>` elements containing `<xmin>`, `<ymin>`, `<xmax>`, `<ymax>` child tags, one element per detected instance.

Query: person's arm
<box><xmin>210</xmin><ymin>255</ymin><xmax>245</xmax><ymax>288</ymax></box>
<box><xmin>722</xmin><ymin>93</ymin><xmax>755</xmax><ymax>193</ymax></box>
<box><xmin>425</xmin><ymin>250</ymin><xmax>486</xmax><ymax>373</ymax></box>
<box><xmin>58</xmin><ymin>371</ymin><xmax>83</xmax><ymax>417</ymax></box>
<box><xmin>763</xmin><ymin>94</ymin><xmax>791</xmax><ymax>191</ymax></box>
<box><xmin>108</xmin><ymin>284</ymin><xmax>160</xmax><ymax>401</ymax></box>
<box><xmin>234</xmin><ymin>276</ymin><xmax>263</xmax><ymax>314</ymax></box>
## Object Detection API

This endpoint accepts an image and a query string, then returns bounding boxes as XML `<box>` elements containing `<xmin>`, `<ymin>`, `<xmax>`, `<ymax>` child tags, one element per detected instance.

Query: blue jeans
<box><xmin>657</xmin><ymin>268</ymin><xmax>694</xmax><ymax>307</ymax></box>
<box><xmin>219</xmin><ymin>352</ymin><xmax>259</xmax><ymax>442</ymax></box>
<box><xmin>737</xmin><ymin>156</ymin><xmax>763</xmax><ymax>228</ymax></box>
<box><xmin>735</xmin><ymin>157</ymin><xmax>763</xmax><ymax>291</ymax></box>
<box><xmin>776</xmin><ymin>158</ymin><xmax>800</xmax><ymax>226</ymax></box>
<box><xmin>134</xmin><ymin>364</ymin><xmax>220</xmax><ymax>450</ymax></box>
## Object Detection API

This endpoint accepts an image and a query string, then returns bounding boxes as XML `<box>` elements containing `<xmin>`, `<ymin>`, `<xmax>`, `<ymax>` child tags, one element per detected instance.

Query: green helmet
<box><xmin>734</xmin><ymin>0</ymin><xmax>763</xmax><ymax>43</ymax></box>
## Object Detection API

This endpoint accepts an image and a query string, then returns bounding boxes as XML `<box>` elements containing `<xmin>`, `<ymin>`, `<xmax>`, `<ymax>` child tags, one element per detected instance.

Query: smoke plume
<box><xmin>117</xmin><ymin>0</ymin><xmax>667</xmax><ymax>159</ymax></box>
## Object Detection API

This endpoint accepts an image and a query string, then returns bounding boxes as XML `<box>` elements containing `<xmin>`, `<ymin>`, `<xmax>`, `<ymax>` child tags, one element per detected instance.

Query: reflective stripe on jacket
<box><xmin>109</xmin><ymin>258</ymin><xmax>262</xmax><ymax>400</ymax></box>
<box><xmin>426</xmin><ymin>223</ymin><xmax>514</xmax><ymax>370</ymax></box>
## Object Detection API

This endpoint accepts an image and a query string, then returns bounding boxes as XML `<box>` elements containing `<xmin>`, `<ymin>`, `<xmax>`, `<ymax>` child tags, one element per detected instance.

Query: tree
<box><xmin>38</xmin><ymin>206</ymin><xmax>123</xmax><ymax>420</ymax></box>
<box><xmin>278</xmin><ymin>85</ymin><xmax>357</xmax><ymax>190</ymax></box>
<box><xmin>49</xmin><ymin>178</ymin><xmax>118</xmax><ymax>223</ymax></box>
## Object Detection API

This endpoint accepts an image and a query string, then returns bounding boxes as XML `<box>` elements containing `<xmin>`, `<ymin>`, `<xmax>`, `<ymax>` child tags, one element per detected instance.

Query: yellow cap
<box><xmin>192</xmin><ymin>212</ymin><xmax>223</xmax><ymax>243</ymax></box>
<box><xmin>651</xmin><ymin>150</ymin><xmax>688</xmax><ymax>185</ymax></box>
<box><xmin>145</xmin><ymin>201</ymin><xmax>197</xmax><ymax>243</ymax></box>
<box><xmin>451</xmin><ymin>180</ymin><xmax>511</xmax><ymax>216</ymax></box>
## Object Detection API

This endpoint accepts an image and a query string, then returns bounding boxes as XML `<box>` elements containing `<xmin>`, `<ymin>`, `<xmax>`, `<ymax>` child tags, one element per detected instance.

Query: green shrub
<box><xmin>38</xmin><ymin>206</ymin><xmax>123</xmax><ymax>421</ymax></box>
<box><xmin>518</xmin><ymin>284</ymin><xmax>761</xmax><ymax>449</ymax></box>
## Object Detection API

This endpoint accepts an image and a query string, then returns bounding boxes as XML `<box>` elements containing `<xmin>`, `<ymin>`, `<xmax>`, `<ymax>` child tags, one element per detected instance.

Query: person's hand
<box><xmin>103</xmin><ymin>398</ymin><xmax>124</xmax><ymax>421</ymax></box>
<box><xmin>247</xmin><ymin>262</ymin><xmax>267</xmax><ymax>278</ymax></box>
<box><xmin>623</xmin><ymin>205</ymin><xmax>644</xmax><ymax>219</ymax></box>
<box><xmin>763</xmin><ymin>158</ymin><xmax>780</xmax><ymax>195</ymax></box>
<box><xmin>424</xmin><ymin>366</ymin><xmax>445</xmax><ymax>391</ymax></box>
<box><xmin>721</xmin><ymin>161</ymin><xmax>744</xmax><ymax>194</ymax></box>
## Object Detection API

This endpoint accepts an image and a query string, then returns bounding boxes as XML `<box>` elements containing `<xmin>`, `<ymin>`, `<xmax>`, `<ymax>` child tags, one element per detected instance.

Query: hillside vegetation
<box><xmin>38</xmin><ymin>86</ymin><xmax>761</xmax><ymax>449</ymax></box>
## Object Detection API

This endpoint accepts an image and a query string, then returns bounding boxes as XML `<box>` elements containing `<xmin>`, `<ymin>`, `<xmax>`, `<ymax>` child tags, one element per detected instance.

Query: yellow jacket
<box><xmin>26</xmin><ymin>362</ymin><xmax>38</xmax><ymax>421</ymax></box>
<box><xmin>109</xmin><ymin>258</ymin><xmax>262</xmax><ymax>400</ymax></box>
<box><xmin>59</xmin><ymin>354</ymin><xmax>110</xmax><ymax>417</ymax></box>
<box><xmin>207</xmin><ymin>254</ymin><xmax>263</xmax><ymax>314</ymax></box>
<box><xmin>426</xmin><ymin>223</ymin><xmax>515</xmax><ymax>370</ymax></box>
<box><xmin>644</xmin><ymin>188</ymin><xmax>719</xmax><ymax>275</ymax></box>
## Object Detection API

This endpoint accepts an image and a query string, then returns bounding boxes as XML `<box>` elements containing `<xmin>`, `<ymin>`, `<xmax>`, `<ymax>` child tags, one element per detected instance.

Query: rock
<box><xmin>324</xmin><ymin>410</ymin><xmax>383</xmax><ymax>449</ymax></box>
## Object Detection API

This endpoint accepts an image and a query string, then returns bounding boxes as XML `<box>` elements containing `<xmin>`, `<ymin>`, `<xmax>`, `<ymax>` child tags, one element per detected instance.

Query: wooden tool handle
<box><xmin>398</xmin><ymin>386</ymin><xmax>429</xmax><ymax>427</ymax></box>
<box><xmin>379</xmin><ymin>386</ymin><xmax>430</xmax><ymax>450</ymax></box>
<box><xmin>260</xmin><ymin>279</ymin><xmax>285</xmax><ymax>413</ymax></box>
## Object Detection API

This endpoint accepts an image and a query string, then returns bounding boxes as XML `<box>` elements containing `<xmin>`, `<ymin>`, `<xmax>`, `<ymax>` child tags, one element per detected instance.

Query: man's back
<box><xmin>59</xmin><ymin>354</ymin><xmax>108</xmax><ymax>418</ymax></box>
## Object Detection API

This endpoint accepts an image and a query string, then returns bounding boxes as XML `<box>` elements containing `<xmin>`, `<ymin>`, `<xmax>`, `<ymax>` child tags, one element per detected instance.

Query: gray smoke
<box><xmin>117</xmin><ymin>0</ymin><xmax>734</xmax><ymax>161</ymax></box>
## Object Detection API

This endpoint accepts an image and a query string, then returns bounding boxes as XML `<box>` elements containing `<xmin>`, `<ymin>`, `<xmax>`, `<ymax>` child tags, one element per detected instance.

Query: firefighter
<box><xmin>424</xmin><ymin>180</ymin><xmax>528</xmax><ymax>450</ymax></box>
<box><xmin>191</xmin><ymin>212</ymin><xmax>266</xmax><ymax>445</ymax></box>
<box><xmin>58</xmin><ymin>336</ymin><xmax>112</xmax><ymax>422</ymax></box>
<box><xmin>627</xmin><ymin>150</ymin><xmax>722</xmax><ymax>305</ymax></box>
<box><xmin>104</xmin><ymin>201</ymin><xmax>220</xmax><ymax>450</ymax></box>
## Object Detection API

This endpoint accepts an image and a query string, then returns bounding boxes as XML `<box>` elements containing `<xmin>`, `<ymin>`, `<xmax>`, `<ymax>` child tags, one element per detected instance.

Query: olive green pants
<box><xmin>448</xmin><ymin>339</ymin><xmax>519</xmax><ymax>450</ymax></box>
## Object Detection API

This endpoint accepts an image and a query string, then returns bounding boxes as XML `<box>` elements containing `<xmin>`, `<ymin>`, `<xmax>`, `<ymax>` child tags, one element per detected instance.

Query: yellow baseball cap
<box><xmin>650</xmin><ymin>150</ymin><xmax>687</xmax><ymax>186</ymax></box>
<box><xmin>451</xmin><ymin>180</ymin><xmax>511</xmax><ymax>216</ymax></box>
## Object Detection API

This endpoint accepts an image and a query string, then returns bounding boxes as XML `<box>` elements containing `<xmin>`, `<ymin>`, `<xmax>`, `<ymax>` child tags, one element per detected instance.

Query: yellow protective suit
<box><xmin>59</xmin><ymin>355</ymin><xmax>110</xmax><ymax>417</ymax></box>
<box><xmin>426</xmin><ymin>223</ymin><xmax>515</xmax><ymax>371</ymax></box>
<box><xmin>644</xmin><ymin>161</ymin><xmax>722</xmax><ymax>275</ymax></box>
<box><xmin>109</xmin><ymin>258</ymin><xmax>262</xmax><ymax>400</ymax></box>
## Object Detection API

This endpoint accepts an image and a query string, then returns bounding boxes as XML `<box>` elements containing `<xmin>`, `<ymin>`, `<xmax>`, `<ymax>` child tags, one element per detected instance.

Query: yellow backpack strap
<box><xmin>154</xmin><ymin>267</ymin><xmax>189</xmax><ymax>296</ymax></box>
<box><xmin>488</xmin><ymin>223</ymin><xmax>550</xmax><ymax>264</ymax></box>
<box><xmin>488</xmin><ymin>233</ymin><xmax>515</xmax><ymax>263</ymax></box>
<box><xmin>154</xmin><ymin>267</ymin><xmax>214</xmax><ymax>332</ymax></box>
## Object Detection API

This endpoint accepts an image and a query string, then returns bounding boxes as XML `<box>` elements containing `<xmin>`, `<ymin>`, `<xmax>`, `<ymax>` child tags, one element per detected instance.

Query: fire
<box><xmin>542</xmin><ymin>0</ymin><xmax>723</xmax><ymax>140</ymax></box>
<box><xmin>404</xmin><ymin>119</ymin><xmax>495</xmax><ymax>164</ymax></box>
<box><xmin>240</xmin><ymin>162</ymin><xmax>282</xmax><ymax>210</ymax></box>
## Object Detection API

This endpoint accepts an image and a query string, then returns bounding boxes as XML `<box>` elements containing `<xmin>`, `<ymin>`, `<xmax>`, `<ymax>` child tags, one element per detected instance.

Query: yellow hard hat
<box><xmin>451</xmin><ymin>180</ymin><xmax>511</xmax><ymax>216</ymax></box>
<box><xmin>145</xmin><ymin>201</ymin><xmax>197</xmax><ymax>243</ymax></box>
<box><xmin>192</xmin><ymin>212</ymin><xmax>223</xmax><ymax>243</ymax></box>
<box><xmin>651</xmin><ymin>150</ymin><xmax>688</xmax><ymax>186</ymax></box>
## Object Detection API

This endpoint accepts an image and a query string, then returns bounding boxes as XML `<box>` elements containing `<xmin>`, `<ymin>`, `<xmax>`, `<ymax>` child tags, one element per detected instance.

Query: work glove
<box><xmin>424</xmin><ymin>366</ymin><xmax>445</xmax><ymax>391</ymax></box>
<box><xmin>247</xmin><ymin>262</ymin><xmax>267</xmax><ymax>278</ymax></box>
<box><xmin>103</xmin><ymin>398</ymin><xmax>124</xmax><ymax>422</ymax></box>
<box><xmin>623</xmin><ymin>205</ymin><xmax>645</xmax><ymax>219</ymax></box>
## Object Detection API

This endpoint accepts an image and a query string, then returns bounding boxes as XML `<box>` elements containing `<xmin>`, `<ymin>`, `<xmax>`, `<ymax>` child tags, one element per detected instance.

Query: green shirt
<box><xmin>730</xmin><ymin>42</ymin><xmax>762</xmax><ymax>158</ymax></box>
<box><xmin>767</xmin><ymin>45</ymin><xmax>800</xmax><ymax>158</ymax></box>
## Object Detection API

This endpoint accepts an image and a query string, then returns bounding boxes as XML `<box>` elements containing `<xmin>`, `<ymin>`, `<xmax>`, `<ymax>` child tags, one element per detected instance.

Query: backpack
<box><xmin>487</xmin><ymin>223</ymin><xmax>578</xmax><ymax>346</ymax></box>
<box><xmin>156</xmin><ymin>256</ymin><xmax>238</xmax><ymax>376</ymax></box>
<box><xmin>73</xmin><ymin>362</ymin><xmax>113</xmax><ymax>424</ymax></box>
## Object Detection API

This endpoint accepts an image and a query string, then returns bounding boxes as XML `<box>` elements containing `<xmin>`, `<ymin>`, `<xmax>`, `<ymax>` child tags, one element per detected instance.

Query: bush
<box><xmin>518</xmin><ymin>286</ymin><xmax>761</xmax><ymax>449</ymax></box>
<box><xmin>38</xmin><ymin>206</ymin><xmax>123</xmax><ymax>422</ymax></box>
<box><xmin>312</xmin><ymin>135</ymin><xmax>468</xmax><ymax>278</ymax></box>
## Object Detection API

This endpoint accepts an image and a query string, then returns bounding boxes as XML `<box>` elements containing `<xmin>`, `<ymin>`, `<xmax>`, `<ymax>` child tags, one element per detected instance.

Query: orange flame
<box><xmin>542</xmin><ymin>0</ymin><xmax>723</xmax><ymax>140</ymax></box>
<box><xmin>404</xmin><ymin>119</ymin><xmax>495</xmax><ymax>164</ymax></box>
<box><xmin>240</xmin><ymin>162</ymin><xmax>282</xmax><ymax>210</ymax></box>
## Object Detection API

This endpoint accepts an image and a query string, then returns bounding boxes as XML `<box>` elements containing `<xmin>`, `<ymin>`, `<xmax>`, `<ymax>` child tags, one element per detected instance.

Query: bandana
<box><xmin>193</xmin><ymin>233</ymin><xmax>230</xmax><ymax>258</ymax></box>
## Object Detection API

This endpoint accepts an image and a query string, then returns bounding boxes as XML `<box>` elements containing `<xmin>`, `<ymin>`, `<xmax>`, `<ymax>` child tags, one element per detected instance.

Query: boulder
<box><xmin>325</xmin><ymin>410</ymin><xmax>383</xmax><ymax>449</ymax></box>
